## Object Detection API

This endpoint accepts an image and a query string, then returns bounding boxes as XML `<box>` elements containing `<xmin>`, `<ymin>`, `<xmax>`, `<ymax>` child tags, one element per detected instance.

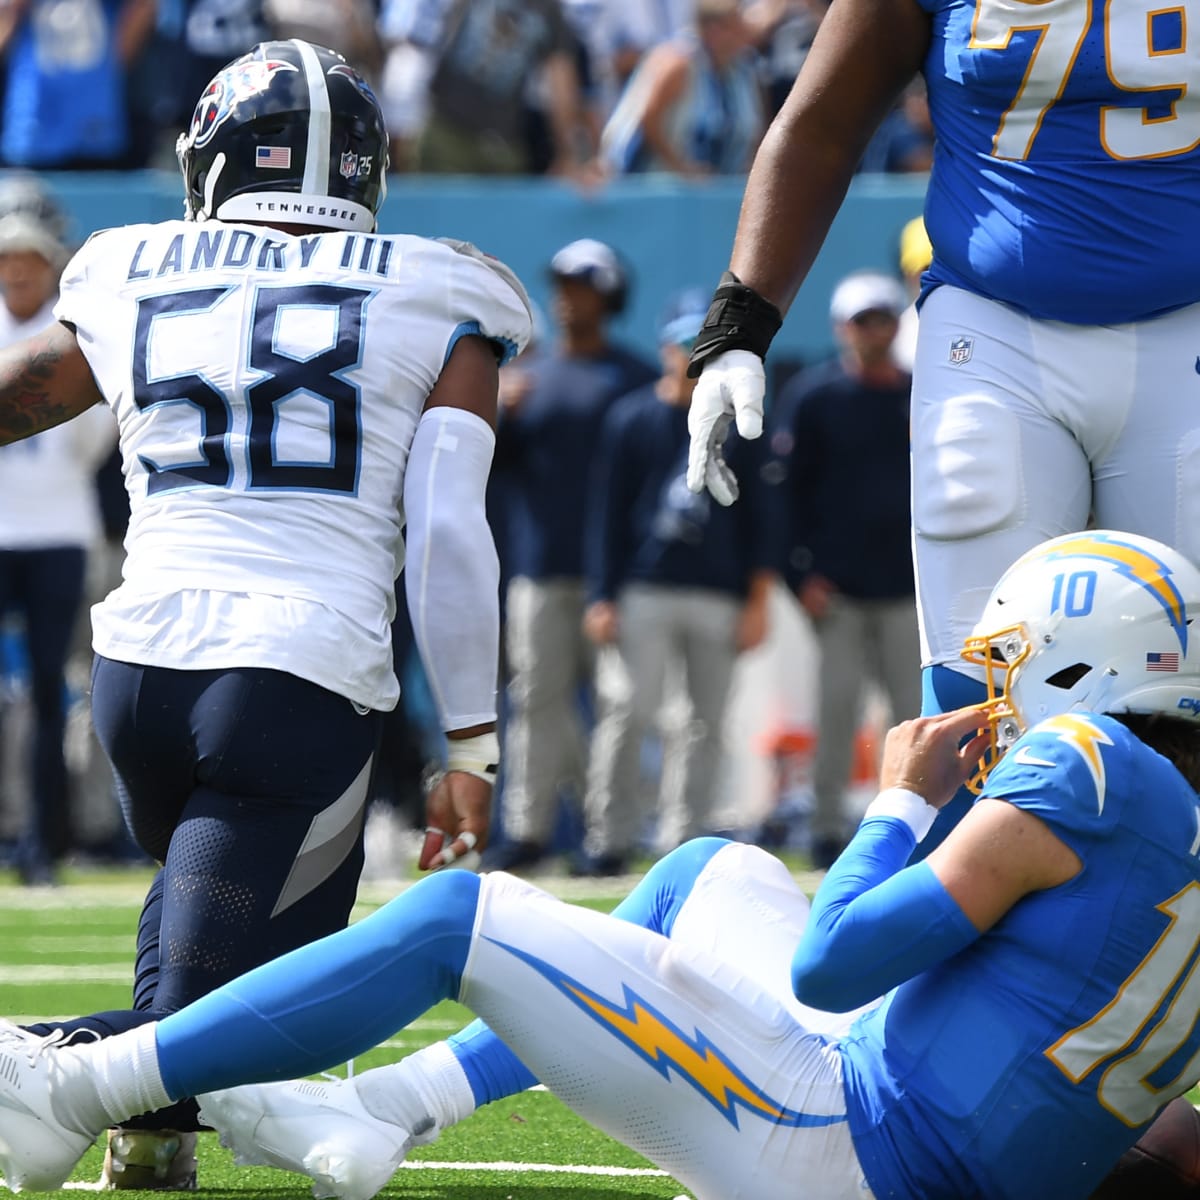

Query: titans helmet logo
<box><xmin>189</xmin><ymin>59</ymin><xmax>299</xmax><ymax>150</ymax></box>
<box><xmin>328</xmin><ymin>62</ymin><xmax>381</xmax><ymax>107</ymax></box>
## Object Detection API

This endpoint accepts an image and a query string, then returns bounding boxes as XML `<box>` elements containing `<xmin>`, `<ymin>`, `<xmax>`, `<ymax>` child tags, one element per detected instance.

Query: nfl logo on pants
<box><xmin>949</xmin><ymin>336</ymin><xmax>973</xmax><ymax>365</ymax></box>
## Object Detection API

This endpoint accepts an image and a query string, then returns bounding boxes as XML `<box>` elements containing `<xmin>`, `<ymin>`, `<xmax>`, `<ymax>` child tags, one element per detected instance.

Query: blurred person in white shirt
<box><xmin>0</xmin><ymin>175</ymin><xmax>116</xmax><ymax>885</ymax></box>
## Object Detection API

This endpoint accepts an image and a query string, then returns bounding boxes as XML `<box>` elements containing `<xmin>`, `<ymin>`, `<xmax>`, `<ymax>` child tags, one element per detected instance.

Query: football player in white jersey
<box><xmin>0</xmin><ymin>38</ymin><xmax>531</xmax><ymax>1184</ymax></box>
<box><xmin>681</xmin><ymin>0</ymin><xmax>1200</xmax><ymax>855</ymax></box>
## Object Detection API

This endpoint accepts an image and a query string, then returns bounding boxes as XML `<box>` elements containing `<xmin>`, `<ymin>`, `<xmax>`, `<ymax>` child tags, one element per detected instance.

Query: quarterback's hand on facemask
<box><xmin>686</xmin><ymin>349</ymin><xmax>766</xmax><ymax>506</ymax></box>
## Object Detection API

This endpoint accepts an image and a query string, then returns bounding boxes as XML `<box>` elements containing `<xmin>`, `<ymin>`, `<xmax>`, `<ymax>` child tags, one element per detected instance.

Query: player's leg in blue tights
<box><xmin>153</xmin><ymin>839</ymin><xmax>731</xmax><ymax>1106</ymax></box>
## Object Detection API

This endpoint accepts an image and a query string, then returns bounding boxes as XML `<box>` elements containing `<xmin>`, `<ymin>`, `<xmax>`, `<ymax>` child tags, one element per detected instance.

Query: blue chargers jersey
<box><xmin>839</xmin><ymin>714</ymin><xmax>1200</xmax><ymax>1199</ymax></box>
<box><xmin>919</xmin><ymin>0</ymin><xmax>1200</xmax><ymax>323</ymax></box>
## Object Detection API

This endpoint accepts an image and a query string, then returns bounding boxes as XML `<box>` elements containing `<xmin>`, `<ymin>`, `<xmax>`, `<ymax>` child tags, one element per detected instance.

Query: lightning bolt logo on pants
<box><xmin>487</xmin><ymin>936</ymin><xmax>845</xmax><ymax>1130</ymax></box>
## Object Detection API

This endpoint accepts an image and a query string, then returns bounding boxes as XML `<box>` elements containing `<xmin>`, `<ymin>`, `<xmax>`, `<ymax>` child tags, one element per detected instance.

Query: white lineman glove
<box><xmin>686</xmin><ymin>349</ymin><xmax>766</xmax><ymax>506</ymax></box>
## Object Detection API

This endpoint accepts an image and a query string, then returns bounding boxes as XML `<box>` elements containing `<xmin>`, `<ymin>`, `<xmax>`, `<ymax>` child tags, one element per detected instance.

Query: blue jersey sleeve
<box><xmin>792</xmin><ymin>813</ymin><xmax>979</xmax><ymax>1012</ymax></box>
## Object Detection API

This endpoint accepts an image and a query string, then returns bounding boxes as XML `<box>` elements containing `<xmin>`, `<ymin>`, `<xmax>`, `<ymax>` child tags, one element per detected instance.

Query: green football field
<box><xmin>5</xmin><ymin>863</ymin><xmax>1191</xmax><ymax>1199</ymax></box>
<box><xmin>0</xmin><ymin>866</ymin><xmax>711</xmax><ymax>1200</ymax></box>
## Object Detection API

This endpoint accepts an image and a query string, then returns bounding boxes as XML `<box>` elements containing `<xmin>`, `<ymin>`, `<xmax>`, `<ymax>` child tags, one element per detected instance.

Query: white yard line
<box><xmin>4</xmin><ymin>966</ymin><xmax>135</xmax><ymax>983</ymax></box>
<box><xmin>0</xmin><ymin>869</ymin><xmax>823</xmax><ymax>913</ymax></box>
<box><xmin>399</xmin><ymin>1160</ymin><xmax>671</xmax><ymax>1177</ymax></box>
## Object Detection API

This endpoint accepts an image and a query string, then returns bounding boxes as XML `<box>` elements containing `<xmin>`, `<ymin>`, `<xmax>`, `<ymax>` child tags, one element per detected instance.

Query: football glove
<box><xmin>686</xmin><ymin>349</ymin><xmax>766</xmax><ymax>506</ymax></box>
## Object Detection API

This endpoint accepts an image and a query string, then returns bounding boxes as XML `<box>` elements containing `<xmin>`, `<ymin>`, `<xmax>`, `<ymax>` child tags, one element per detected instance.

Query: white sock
<box><xmin>56</xmin><ymin>1025</ymin><xmax>172</xmax><ymax>1132</ymax></box>
<box><xmin>353</xmin><ymin>1042</ymin><xmax>476</xmax><ymax>1136</ymax></box>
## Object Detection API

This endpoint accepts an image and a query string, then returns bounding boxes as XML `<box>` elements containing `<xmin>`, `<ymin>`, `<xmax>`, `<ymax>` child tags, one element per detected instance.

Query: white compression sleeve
<box><xmin>403</xmin><ymin>406</ymin><xmax>501</xmax><ymax>731</ymax></box>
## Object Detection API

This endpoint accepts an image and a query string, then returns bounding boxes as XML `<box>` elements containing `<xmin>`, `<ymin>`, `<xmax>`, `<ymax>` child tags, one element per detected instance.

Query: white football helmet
<box><xmin>961</xmin><ymin>530</ymin><xmax>1200</xmax><ymax>787</ymax></box>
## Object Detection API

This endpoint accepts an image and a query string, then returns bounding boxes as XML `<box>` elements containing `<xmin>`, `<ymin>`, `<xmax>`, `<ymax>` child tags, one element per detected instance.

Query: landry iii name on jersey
<box><xmin>124</xmin><ymin>224</ymin><xmax>398</xmax><ymax>284</ymax></box>
<box><xmin>55</xmin><ymin>220</ymin><xmax>532</xmax><ymax>711</ymax></box>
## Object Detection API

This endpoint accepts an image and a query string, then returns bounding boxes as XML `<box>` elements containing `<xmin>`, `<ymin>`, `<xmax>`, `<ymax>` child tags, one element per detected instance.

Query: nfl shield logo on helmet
<box><xmin>340</xmin><ymin>152</ymin><xmax>358</xmax><ymax>179</ymax></box>
<box><xmin>949</xmin><ymin>335</ymin><xmax>974</xmax><ymax>365</ymax></box>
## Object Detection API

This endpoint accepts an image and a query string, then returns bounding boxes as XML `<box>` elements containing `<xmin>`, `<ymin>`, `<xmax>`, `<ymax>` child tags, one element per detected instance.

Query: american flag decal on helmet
<box><xmin>1147</xmin><ymin>652</ymin><xmax>1181</xmax><ymax>671</ymax></box>
<box><xmin>256</xmin><ymin>146</ymin><xmax>292</xmax><ymax>169</ymax></box>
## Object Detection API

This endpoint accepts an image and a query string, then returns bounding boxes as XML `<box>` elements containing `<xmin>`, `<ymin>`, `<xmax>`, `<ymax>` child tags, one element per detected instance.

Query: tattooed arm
<box><xmin>0</xmin><ymin>321</ymin><xmax>106</xmax><ymax>446</ymax></box>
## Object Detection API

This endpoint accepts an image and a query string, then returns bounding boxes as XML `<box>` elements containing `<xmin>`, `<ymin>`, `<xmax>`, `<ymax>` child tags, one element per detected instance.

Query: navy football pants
<box><xmin>31</xmin><ymin>657</ymin><xmax>382</xmax><ymax>1129</ymax></box>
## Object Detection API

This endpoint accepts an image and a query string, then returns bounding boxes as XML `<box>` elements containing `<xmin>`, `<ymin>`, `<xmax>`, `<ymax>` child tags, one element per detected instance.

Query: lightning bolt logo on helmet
<box><xmin>961</xmin><ymin>529</ymin><xmax>1200</xmax><ymax>792</ymax></box>
<box><xmin>1021</xmin><ymin>532</ymin><xmax>1189</xmax><ymax>655</ymax></box>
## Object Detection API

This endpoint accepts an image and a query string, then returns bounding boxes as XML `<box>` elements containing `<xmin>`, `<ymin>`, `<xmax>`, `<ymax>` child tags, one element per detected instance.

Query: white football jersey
<box><xmin>55</xmin><ymin>220</ymin><xmax>532</xmax><ymax>711</ymax></box>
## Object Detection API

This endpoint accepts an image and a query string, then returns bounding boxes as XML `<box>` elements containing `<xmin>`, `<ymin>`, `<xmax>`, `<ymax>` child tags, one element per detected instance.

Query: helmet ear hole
<box><xmin>1045</xmin><ymin>662</ymin><xmax>1092</xmax><ymax>690</ymax></box>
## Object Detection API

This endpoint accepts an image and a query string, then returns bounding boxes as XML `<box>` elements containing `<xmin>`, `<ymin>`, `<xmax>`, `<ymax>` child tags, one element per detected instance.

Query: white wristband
<box><xmin>864</xmin><ymin>787</ymin><xmax>939</xmax><ymax>843</ymax></box>
<box><xmin>445</xmin><ymin>731</ymin><xmax>500</xmax><ymax>785</ymax></box>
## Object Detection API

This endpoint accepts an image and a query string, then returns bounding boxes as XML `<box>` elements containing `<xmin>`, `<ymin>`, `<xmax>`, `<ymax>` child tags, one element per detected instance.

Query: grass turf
<box><xmin>0</xmin><ymin>866</ymin><xmax>695</xmax><ymax>1199</ymax></box>
<box><xmin>7</xmin><ymin>858</ymin><xmax>1183</xmax><ymax>1198</ymax></box>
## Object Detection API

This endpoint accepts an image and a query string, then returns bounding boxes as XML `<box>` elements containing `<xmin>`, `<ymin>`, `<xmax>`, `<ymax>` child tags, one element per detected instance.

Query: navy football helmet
<box><xmin>176</xmin><ymin>39</ymin><xmax>388</xmax><ymax>233</ymax></box>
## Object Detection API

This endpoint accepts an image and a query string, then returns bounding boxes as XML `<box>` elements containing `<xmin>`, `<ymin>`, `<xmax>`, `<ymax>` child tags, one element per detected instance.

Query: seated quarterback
<box><xmin>2</xmin><ymin>529</ymin><xmax>1200</xmax><ymax>1199</ymax></box>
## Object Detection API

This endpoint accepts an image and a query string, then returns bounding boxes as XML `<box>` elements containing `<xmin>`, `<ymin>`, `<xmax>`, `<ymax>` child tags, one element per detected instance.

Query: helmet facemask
<box><xmin>956</xmin><ymin>530</ymin><xmax>1200</xmax><ymax>793</ymax></box>
<box><xmin>960</xmin><ymin>623</ymin><xmax>1033</xmax><ymax>792</ymax></box>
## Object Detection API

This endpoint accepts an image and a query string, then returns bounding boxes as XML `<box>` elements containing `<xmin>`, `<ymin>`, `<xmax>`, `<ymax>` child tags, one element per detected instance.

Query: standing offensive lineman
<box><xmin>0</xmin><ymin>37</ymin><xmax>531</xmax><ymax>1184</ymax></box>
<box><xmin>682</xmin><ymin>0</ymin><xmax>1200</xmax><ymax>852</ymax></box>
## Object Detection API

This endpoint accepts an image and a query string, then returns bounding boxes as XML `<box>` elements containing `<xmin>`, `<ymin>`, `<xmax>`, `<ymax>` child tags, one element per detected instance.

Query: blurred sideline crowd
<box><xmin>0</xmin><ymin>0</ymin><xmax>933</xmax><ymax>181</ymax></box>
<box><xmin>0</xmin><ymin>0</ymin><xmax>937</xmax><ymax>886</ymax></box>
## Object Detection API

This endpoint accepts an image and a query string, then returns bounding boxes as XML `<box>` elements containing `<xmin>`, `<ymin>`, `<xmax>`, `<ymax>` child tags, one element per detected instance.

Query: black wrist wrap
<box><xmin>685</xmin><ymin>271</ymin><xmax>783</xmax><ymax>379</ymax></box>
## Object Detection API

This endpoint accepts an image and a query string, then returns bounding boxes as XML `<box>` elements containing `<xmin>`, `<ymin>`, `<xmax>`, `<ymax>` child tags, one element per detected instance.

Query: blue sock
<box><xmin>448</xmin><ymin>837</ymin><xmax>731</xmax><ymax>1107</ymax></box>
<box><xmin>155</xmin><ymin>871</ymin><xmax>481</xmax><ymax>1100</ymax></box>
<box><xmin>907</xmin><ymin>665</ymin><xmax>987</xmax><ymax>862</ymax></box>
<box><xmin>446</xmin><ymin>1019</ymin><xmax>534</xmax><ymax>1103</ymax></box>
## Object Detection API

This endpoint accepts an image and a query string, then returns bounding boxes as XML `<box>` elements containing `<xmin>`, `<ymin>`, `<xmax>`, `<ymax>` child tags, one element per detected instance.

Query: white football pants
<box><xmin>461</xmin><ymin>843</ymin><xmax>876</xmax><ymax>1200</ymax></box>
<box><xmin>912</xmin><ymin>286</ymin><xmax>1200</xmax><ymax>668</ymax></box>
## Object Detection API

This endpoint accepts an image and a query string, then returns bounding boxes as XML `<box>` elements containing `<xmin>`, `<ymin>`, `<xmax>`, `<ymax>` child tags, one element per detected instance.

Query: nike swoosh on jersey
<box><xmin>1013</xmin><ymin>746</ymin><xmax>1057</xmax><ymax>769</ymax></box>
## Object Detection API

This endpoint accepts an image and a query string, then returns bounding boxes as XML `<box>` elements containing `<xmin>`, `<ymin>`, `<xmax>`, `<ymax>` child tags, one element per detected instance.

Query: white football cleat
<box><xmin>0</xmin><ymin>1022</ymin><xmax>97</xmax><ymax>1191</ymax></box>
<box><xmin>198</xmin><ymin>1077</ymin><xmax>425</xmax><ymax>1200</ymax></box>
